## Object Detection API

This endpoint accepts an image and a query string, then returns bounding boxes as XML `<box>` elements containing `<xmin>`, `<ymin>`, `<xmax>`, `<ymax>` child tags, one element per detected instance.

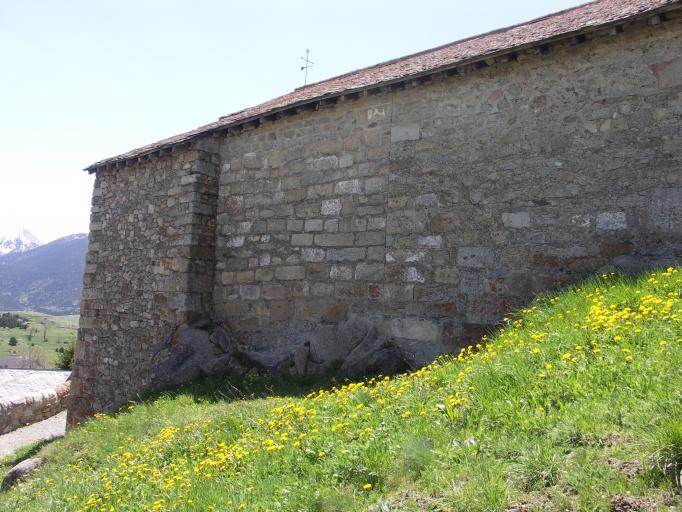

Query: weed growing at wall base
<box><xmin>1</xmin><ymin>268</ymin><xmax>680</xmax><ymax>511</ymax></box>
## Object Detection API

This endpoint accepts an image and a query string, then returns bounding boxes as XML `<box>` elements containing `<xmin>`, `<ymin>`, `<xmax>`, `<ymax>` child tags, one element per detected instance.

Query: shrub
<box><xmin>56</xmin><ymin>342</ymin><xmax>75</xmax><ymax>370</ymax></box>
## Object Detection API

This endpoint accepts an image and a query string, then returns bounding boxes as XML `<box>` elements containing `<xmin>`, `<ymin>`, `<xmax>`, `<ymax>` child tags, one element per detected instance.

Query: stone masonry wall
<box><xmin>70</xmin><ymin>16</ymin><xmax>681</xmax><ymax>419</ymax></box>
<box><xmin>68</xmin><ymin>142</ymin><xmax>219</xmax><ymax>424</ymax></box>
<box><xmin>212</xmin><ymin>18</ymin><xmax>681</xmax><ymax>377</ymax></box>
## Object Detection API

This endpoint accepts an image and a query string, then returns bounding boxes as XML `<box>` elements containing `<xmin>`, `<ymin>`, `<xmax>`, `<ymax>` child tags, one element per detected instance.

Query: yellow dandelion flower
<box><xmin>363</xmin><ymin>483</ymin><xmax>373</xmax><ymax>491</ymax></box>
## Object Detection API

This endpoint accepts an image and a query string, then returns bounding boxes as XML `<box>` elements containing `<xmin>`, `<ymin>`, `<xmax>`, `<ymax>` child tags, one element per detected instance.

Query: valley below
<box><xmin>0</xmin><ymin>311</ymin><xmax>77</xmax><ymax>369</ymax></box>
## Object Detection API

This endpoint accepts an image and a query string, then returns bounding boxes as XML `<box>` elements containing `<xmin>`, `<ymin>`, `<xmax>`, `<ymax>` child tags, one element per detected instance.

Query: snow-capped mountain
<box><xmin>0</xmin><ymin>233</ymin><xmax>87</xmax><ymax>314</ymax></box>
<box><xmin>0</xmin><ymin>228</ymin><xmax>42</xmax><ymax>255</ymax></box>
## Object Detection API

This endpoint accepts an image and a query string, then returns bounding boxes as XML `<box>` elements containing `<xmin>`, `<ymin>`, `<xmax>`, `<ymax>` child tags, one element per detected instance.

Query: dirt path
<box><xmin>0</xmin><ymin>411</ymin><xmax>66</xmax><ymax>458</ymax></box>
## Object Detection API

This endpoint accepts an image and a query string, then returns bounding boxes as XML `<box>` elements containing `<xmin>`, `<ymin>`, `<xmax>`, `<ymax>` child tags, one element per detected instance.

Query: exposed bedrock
<box><xmin>149</xmin><ymin>314</ymin><xmax>453</xmax><ymax>388</ymax></box>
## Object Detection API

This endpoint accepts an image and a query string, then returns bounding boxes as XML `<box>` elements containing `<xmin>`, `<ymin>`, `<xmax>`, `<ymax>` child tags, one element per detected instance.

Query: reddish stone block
<box><xmin>321</xmin><ymin>303</ymin><xmax>349</xmax><ymax>324</ymax></box>
<box><xmin>269</xmin><ymin>301</ymin><xmax>294</xmax><ymax>322</ymax></box>
<box><xmin>428</xmin><ymin>302</ymin><xmax>458</xmax><ymax>316</ymax></box>
<box><xmin>600</xmin><ymin>242</ymin><xmax>633</xmax><ymax>257</ymax></box>
<box><xmin>532</xmin><ymin>254</ymin><xmax>560</xmax><ymax>269</ymax></box>
<box><xmin>297</xmin><ymin>299</ymin><xmax>323</xmax><ymax>320</ymax></box>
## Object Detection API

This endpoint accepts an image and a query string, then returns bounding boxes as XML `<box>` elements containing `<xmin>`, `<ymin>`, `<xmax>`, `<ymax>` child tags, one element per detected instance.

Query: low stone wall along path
<box><xmin>0</xmin><ymin>370</ymin><xmax>70</xmax><ymax>403</ymax></box>
<box><xmin>0</xmin><ymin>370</ymin><xmax>70</xmax><ymax>437</ymax></box>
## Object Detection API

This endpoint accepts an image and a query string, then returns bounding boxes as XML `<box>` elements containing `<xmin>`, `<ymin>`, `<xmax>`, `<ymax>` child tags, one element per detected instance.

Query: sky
<box><xmin>0</xmin><ymin>0</ymin><xmax>585</xmax><ymax>243</ymax></box>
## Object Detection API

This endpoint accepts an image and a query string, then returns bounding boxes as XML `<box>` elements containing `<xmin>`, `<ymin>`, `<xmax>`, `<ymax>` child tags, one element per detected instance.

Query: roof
<box><xmin>85</xmin><ymin>0</ymin><xmax>680</xmax><ymax>172</ymax></box>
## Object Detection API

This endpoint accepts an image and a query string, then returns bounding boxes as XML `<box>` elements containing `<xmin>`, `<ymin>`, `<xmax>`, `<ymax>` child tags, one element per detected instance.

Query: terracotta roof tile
<box><xmin>86</xmin><ymin>0</ymin><xmax>678</xmax><ymax>171</ymax></box>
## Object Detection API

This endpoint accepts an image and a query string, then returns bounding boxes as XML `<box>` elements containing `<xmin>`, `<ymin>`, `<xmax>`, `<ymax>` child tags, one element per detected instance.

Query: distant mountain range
<box><xmin>0</xmin><ymin>228</ymin><xmax>42</xmax><ymax>255</ymax></box>
<box><xmin>0</xmin><ymin>232</ymin><xmax>88</xmax><ymax>315</ymax></box>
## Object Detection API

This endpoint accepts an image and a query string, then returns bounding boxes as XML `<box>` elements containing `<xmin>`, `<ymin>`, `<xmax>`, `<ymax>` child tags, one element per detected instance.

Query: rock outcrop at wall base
<box><xmin>149</xmin><ymin>317</ymin><xmax>434</xmax><ymax>389</ymax></box>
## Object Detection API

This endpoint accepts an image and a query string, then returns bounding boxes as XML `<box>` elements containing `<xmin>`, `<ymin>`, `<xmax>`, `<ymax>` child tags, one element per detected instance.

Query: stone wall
<box><xmin>69</xmin><ymin>15</ymin><xmax>682</xmax><ymax>420</ymax></box>
<box><xmin>211</xmin><ymin>17</ymin><xmax>681</xmax><ymax>377</ymax></box>
<box><xmin>1</xmin><ymin>380</ymin><xmax>70</xmax><ymax>435</ymax></box>
<box><xmin>68</xmin><ymin>142</ymin><xmax>219</xmax><ymax>424</ymax></box>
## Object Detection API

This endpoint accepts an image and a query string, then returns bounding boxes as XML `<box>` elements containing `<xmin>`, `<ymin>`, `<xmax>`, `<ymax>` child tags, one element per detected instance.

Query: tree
<box><xmin>8</xmin><ymin>336</ymin><xmax>18</xmax><ymax>346</ymax></box>
<box><xmin>0</xmin><ymin>313</ymin><xmax>29</xmax><ymax>329</ymax></box>
<box><xmin>24</xmin><ymin>344</ymin><xmax>46</xmax><ymax>369</ymax></box>
<box><xmin>56</xmin><ymin>342</ymin><xmax>75</xmax><ymax>371</ymax></box>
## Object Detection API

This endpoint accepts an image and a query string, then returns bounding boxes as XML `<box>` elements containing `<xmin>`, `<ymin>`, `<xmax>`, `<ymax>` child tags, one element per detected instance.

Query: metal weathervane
<box><xmin>300</xmin><ymin>49</ymin><xmax>313</xmax><ymax>86</ymax></box>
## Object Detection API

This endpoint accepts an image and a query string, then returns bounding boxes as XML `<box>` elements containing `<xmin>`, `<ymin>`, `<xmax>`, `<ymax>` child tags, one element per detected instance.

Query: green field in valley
<box><xmin>0</xmin><ymin>310</ymin><xmax>77</xmax><ymax>368</ymax></box>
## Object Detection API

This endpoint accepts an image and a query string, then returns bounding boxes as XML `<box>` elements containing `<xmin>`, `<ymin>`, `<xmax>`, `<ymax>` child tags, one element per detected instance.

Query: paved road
<box><xmin>0</xmin><ymin>369</ymin><xmax>70</xmax><ymax>402</ymax></box>
<box><xmin>0</xmin><ymin>411</ymin><xmax>66</xmax><ymax>458</ymax></box>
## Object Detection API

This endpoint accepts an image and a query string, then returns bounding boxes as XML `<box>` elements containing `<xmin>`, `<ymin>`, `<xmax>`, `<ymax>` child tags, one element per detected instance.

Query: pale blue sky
<box><xmin>0</xmin><ymin>0</ymin><xmax>584</xmax><ymax>242</ymax></box>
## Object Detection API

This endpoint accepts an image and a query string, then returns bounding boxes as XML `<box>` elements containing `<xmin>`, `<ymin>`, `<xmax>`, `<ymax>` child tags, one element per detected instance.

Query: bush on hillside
<box><xmin>55</xmin><ymin>342</ymin><xmax>75</xmax><ymax>370</ymax></box>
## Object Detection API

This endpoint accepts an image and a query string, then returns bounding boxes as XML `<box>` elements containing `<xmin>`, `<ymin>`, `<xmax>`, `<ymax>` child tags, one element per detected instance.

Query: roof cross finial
<box><xmin>300</xmin><ymin>49</ymin><xmax>313</xmax><ymax>86</ymax></box>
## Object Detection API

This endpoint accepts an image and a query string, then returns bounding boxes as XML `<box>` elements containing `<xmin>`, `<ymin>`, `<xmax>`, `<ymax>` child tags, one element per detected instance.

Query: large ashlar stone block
<box><xmin>596</xmin><ymin>212</ymin><xmax>627</xmax><ymax>231</ymax></box>
<box><xmin>321</xmin><ymin>198</ymin><xmax>342</xmax><ymax>216</ymax></box>
<box><xmin>291</xmin><ymin>233</ymin><xmax>313</xmax><ymax>246</ymax></box>
<box><xmin>355</xmin><ymin>263</ymin><xmax>384</xmax><ymax>281</ymax></box>
<box><xmin>302</xmin><ymin>248</ymin><xmax>326</xmax><ymax>262</ymax></box>
<box><xmin>275</xmin><ymin>266</ymin><xmax>306</xmax><ymax>280</ymax></box>
<box><xmin>239</xmin><ymin>284</ymin><xmax>260</xmax><ymax>300</ymax></box>
<box><xmin>502</xmin><ymin>212</ymin><xmax>530</xmax><ymax>228</ymax></box>
<box><xmin>417</xmin><ymin>235</ymin><xmax>443</xmax><ymax>248</ymax></box>
<box><xmin>403</xmin><ymin>267</ymin><xmax>426</xmax><ymax>283</ymax></box>
<box><xmin>304</xmin><ymin>219</ymin><xmax>324</xmax><ymax>232</ymax></box>
<box><xmin>334</xmin><ymin>179</ymin><xmax>362</xmax><ymax>195</ymax></box>
<box><xmin>365</xmin><ymin>177</ymin><xmax>387</xmax><ymax>194</ymax></box>
<box><xmin>356</xmin><ymin>232</ymin><xmax>385</xmax><ymax>246</ymax></box>
<box><xmin>327</xmin><ymin>248</ymin><xmax>366</xmax><ymax>262</ymax></box>
<box><xmin>315</xmin><ymin>233</ymin><xmax>355</xmax><ymax>247</ymax></box>
<box><xmin>262</xmin><ymin>283</ymin><xmax>287</xmax><ymax>300</ymax></box>
<box><xmin>330</xmin><ymin>265</ymin><xmax>353</xmax><ymax>280</ymax></box>
<box><xmin>457</xmin><ymin>247</ymin><xmax>495</xmax><ymax>268</ymax></box>
<box><xmin>385</xmin><ymin>317</ymin><xmax>439</xmax><ymax>342</ymax></box>
<box><xmin>390</xmin><ymin>124</ymin><xmax>420</xmax><ymax>142</ymax></box>
<box><xmin>649</xmin><ymin>188</ymin><xmax>682</xmax><ymax>234</ymax></box>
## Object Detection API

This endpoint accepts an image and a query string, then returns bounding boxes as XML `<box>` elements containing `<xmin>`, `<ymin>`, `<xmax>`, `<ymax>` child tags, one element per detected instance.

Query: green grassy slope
<box><xmin>1</xmin><ymin>268</ymin><xmax>680</xmax><ymax>511</ymax></box>
<box><xmin>0</xmin><ymin>311</ymin><xmax>77</xmax><ymax>367</ymax></box>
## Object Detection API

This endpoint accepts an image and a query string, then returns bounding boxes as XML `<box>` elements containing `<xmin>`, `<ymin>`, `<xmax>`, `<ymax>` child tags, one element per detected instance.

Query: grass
<box><xmin>0</xmin><ymin>311</ymin><xmax>77</xmax><ymax>367</ymax></box>
<box><xmin>1</xmin><ymin>268</ymin><xmax>680</xmax><ymax>511</ymax></box>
